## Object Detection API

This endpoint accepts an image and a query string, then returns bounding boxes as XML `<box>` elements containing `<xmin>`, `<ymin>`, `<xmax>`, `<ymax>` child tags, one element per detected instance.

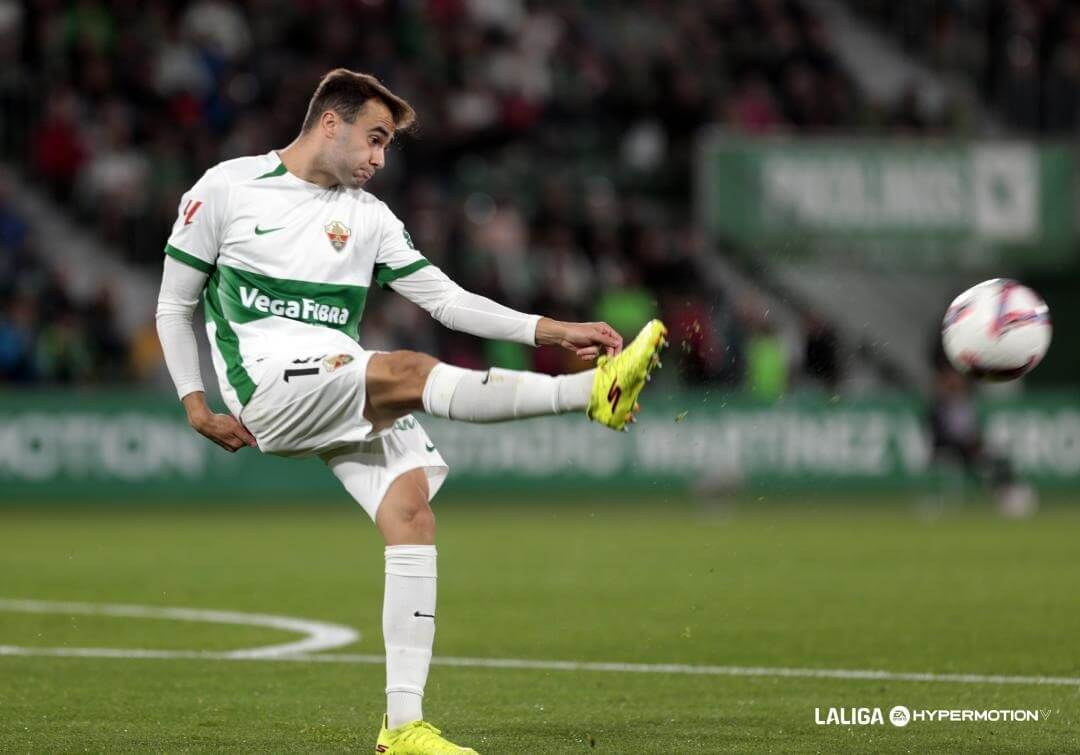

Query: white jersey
<box><xmin>165</xmin><ymin>151</ymin><xmax>434</xmax><ymax>414</ymax></box>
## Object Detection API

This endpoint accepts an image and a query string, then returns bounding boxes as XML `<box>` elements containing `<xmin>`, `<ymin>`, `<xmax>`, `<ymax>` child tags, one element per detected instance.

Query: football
<box><xmin>941</xmin><ymin>279</ymin><xmax>1052</xmax><ymax>380</ymax></box>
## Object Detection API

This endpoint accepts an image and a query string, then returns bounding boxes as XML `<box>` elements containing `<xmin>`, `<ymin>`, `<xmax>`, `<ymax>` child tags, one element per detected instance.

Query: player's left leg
<box><xmin>375</xmin><ymin>469</ymin><xmax>436</xmax><ymax>728</ymax></box>
<box><xmin>364</xmin><ymin>468</ymin><xmax>476</xmax><ymax>753</ymax></box>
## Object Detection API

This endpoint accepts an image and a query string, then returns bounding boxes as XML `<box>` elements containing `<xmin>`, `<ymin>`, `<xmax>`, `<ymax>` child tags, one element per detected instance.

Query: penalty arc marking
<box><xmin>1</xmin><ymin>598</ymin><xmax>1078</xmax><ymax>688</ymax></box>
<box><xmin>0</xmin><ymin>598</ymin><xmax>359</xmax><ymax>659</ymax></box>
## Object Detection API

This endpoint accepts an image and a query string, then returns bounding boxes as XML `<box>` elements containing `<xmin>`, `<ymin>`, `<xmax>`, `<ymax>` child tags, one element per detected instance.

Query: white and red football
<box><xmin>941</xmin><ymin>279</ymin><xmax>1052</xmax><ymax>381</ymax></box>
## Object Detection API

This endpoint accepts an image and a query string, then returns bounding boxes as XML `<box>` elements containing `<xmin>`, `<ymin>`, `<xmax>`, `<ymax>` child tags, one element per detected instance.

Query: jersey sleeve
<box><xmin>389</xmin><ymin>265</ymin><xmax>541</xmax><ymax>345</ymax></box>
<box><xmin>372</xmin><ymin>204</ymin><xmax>430</xmax><ymax>289</ymax></box>
<box><xmin>156</xmin><ymin>256</ymin><xmax>210</xmax><ymax>399</ymax></box>
<box><xmin>163</xmin><ymin>166</ymin><xmax>230</xmax><ymax>274</ymax></box>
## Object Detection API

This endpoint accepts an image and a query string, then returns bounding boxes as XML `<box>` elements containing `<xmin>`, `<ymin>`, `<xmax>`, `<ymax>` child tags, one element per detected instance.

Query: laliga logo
<box><xmin>889</xmin><ymin>706</ymin><xmax>911</xmax><ymax>727</ymax></box>
<box><xmin>814</xmin><ymin>705</ymin><xmax>913</xmax><ymax>726</ymax></box>
<box><xmin>818</xmin><ymin>703</ymin><xmax>1045</xmax><ymax>727</ymax></box>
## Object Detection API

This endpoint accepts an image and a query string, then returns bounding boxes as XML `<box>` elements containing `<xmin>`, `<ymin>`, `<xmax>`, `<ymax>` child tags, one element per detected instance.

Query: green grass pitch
<box><xmin>1</xmin><ymin>494</ymin><xmax>1079</xmax><ymax>752</ymax></box>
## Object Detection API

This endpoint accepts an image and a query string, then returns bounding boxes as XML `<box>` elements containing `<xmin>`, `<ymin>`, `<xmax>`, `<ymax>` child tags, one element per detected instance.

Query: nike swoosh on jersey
<box><xmin>254</xmin><ymin>225</ymin><xmax>286</xmax><ymax>235</ymax></box>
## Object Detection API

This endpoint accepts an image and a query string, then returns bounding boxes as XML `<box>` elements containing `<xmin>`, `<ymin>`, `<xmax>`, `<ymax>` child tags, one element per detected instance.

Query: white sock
<box><xmin>421</xmin><ymin>363</ymin><xmax>595</xmax><ymax>422</ymax></box>
<box><xmin>384</xmin><ymin>544</ymin><xmax>437</xmax><ymax>729</ymax></box>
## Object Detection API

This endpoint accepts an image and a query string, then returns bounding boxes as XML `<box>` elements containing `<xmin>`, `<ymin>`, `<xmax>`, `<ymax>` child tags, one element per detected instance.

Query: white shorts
<box><xmin>239</xmin><ymin>343</ymin><xmax>449</xmax><ymax>519</ymax></box>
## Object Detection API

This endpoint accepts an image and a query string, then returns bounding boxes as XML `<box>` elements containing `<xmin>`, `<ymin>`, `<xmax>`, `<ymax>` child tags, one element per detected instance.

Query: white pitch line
<box><xmin>1</xmin><ymin>645</ymin><xmax>1077</xmax><ymax>688</ymax></box>
<box><xmin>305</xmin><ymin>654</ymin><xmax>1080</xmax><ymax>687</ymax></box>
<box><xmin>2</xmin><ymin>599</ymin><xmax>1077</xmax><ymax>688</ymax></box>
<box><xmin>0</xmin><ymin>598</ymin><xmax>358</xmax><ymax>658</ymax></box>
<box><xmin>0</xmin><ymin>646</ymin><xmax>238</xmax><ymax>660</ymax></box>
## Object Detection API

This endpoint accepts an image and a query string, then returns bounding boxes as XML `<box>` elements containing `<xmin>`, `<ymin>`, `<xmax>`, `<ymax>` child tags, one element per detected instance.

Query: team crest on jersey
<box><xmin>324</xmin><ymin>220</ymin><xmax>350</xmax><ymax>251</ymax></box>
<box><xmin>322</xmin><ymin>353</ymin><xmax>354</xmax><ymax>372</ymax></box>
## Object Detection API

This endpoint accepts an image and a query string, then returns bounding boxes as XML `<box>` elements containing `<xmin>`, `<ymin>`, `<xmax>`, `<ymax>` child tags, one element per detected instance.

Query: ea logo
<box><xmin>889</xmin><ymin>705</ymin><xmax>911</xmax><ymax>727</ymax></box>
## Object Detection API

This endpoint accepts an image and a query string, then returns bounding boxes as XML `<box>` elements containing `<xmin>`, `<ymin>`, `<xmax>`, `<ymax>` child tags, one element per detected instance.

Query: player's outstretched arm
<box><xmin>156</xmin><ymin>256</ymin><xmax>256</xmax><ymax>453</ymax></box>
<box><xmin>386</xmin><ymin>265</ymin><xmax>622</xmax><ymax>356</ymax></box>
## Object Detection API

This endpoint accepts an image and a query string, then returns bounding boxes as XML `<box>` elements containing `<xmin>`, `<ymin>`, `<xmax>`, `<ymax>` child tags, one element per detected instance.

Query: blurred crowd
<box><xmin>0</xmin><ymin>174</ymin><xmax>130</xmax><ymax>383</ymax></box>
<box><xmin>0</xmin><ymin>0</ymin><xmax>955</xmax><ymax>393</ymax></box>
<box><xmin>852</xmin><ymin>0</ymin><xmax>1080</xmax><ymax>133</ymax></box>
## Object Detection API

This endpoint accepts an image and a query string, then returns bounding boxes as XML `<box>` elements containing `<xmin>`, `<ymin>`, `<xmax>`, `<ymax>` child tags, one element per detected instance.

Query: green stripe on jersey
<box><xmin>255</xmin><ymin>162</ymin><xmax>288</xmax><ymax>179</ymax></box>
<box><xmin>373</xmin><ymin>258</ymin><xmax>431</xmax><ymax>289</ymax></box>
<box><xmin>203</xmin><ymin>270</ymin><xmax>257</xmax><ymax>405</ymax></box>
<box><xmin>212</xmin><ymin>265</ymin><xmax>369</xmax><ymax>339</ymax></box>
<box><xmin>164</xmin><ymin>244</ymin><xmax>214</xmax><ymax>274</ymax></box>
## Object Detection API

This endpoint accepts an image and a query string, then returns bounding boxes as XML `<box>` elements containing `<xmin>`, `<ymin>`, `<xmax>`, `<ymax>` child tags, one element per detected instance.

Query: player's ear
<box><xmin>320</xmin><ymin>110</ymin><xmax>339</xmax><ymax>138</ymax></box>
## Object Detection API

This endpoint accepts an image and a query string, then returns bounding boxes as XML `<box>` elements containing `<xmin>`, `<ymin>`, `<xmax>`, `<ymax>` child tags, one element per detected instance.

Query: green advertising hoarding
<box><xmin>0</xmin><ymin>392</ymin><xmax>1077</xmax><ymax>500</ymax></box>
<box><xmin>698</xmin><ymin>134</ymin><xmax>1077</xmax><ymax>268</ymax></box>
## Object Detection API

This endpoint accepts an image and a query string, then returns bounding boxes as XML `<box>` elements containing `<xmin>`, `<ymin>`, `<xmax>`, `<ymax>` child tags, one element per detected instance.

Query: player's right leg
<box><xmin>364</xmin><ymin>319</ymin><xmax>668</xmax><ymax>432</ymax></box>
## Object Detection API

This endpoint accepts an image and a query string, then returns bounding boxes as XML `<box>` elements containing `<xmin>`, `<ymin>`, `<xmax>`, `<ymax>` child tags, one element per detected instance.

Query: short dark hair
<box><xmin>301</xmin><ymin>69</ymin><xmax>416</xmax><ymax>134</ymax></box>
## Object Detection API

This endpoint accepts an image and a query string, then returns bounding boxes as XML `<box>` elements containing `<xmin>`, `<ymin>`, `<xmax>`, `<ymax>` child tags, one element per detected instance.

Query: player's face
<box><xmin>329</xmin><ymin>100</ymin><xmax>396</xmax><ymax>190</ymax></box>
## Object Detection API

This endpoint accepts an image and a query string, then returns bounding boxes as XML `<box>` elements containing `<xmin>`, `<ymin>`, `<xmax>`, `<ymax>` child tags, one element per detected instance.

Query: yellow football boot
<box><xmin>374</xmin><ymin>716</ymin><xmax>478</xmax><ymax>754</ymax></box>
<box><xmin>586</xmin><ymin>319</ymin><xmax>668</xmax><ymax>431</ymax></box>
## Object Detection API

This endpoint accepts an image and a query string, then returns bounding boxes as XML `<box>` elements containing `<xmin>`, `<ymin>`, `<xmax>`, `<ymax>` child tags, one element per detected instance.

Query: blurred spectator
<box><xmin>666</xmin><ymin>295</ymin><xmax>744</xmax><ymax>386</ymax></box>
<box><xmin>0</xmin><ymin>173</ymin><xmax>129</xmax><ymax>386</ymax></box>
<box><xmin>802</xmin><ymin>313</ymin><xmax>841</xmax><ymax>393</ymax></box>
<box><xmin>723</xmin><ymin>74</ymin><xmax>783</xmax><ymax>134</ymax></box>
<box><xmin>0</xmin><ymin>174</ymin><xmax>28</xmax><ymax>251</ymax></box>
<box><xmin>85</xmin><ymin>287</ymin><xmax>128</xmax><ymax>380</ymax></box>
<box><xmin>77</xmin><ymin>99</ymin><xmax>151</xmax><ymax>246</ymax></box>
<box><xmin>128</xmin><ymin>319</ymin><xmax>166</xmax><ymax>383</ymax></box>
<box><xmin>33</xmin><ymin>88</ymin><xmax>88</xmax><ymax>200</ymax></box>
<box><xmin>740</xmin><ymin>299</ymin><xmax>789</xmax><ymax>402</ymax></box>
<box><xmin>35</xmin><ymin>309</ymin><xmax>95</xmax><ymax>383</ymax></box>
<box><xmin>1045</xmin><ymin>46</ymin><xmax>1080</xmax><ymax>132</ymax></box>
<box><xmin>998</xmin><ymin>36</ymin><xmax>1041</xmax><ymax>132</ymax></box>
<box><xmin>594</xmin><ymin>284</ymin><xmax>659</xmax><ymax>348</ymax></box>
<box><xmin>928</xmin><ymin>366</ymin><xmax>1037</xmax><ymax>517</ymax></box>
<box><xmin>0</xmin><ymin>296</ymin><xmax>37</xmax><ymax>382</ymax></box>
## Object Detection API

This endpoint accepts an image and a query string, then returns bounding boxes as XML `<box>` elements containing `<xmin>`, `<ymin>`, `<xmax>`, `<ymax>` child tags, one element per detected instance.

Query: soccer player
<box><xmin>155</xmin><ymin>68</ymin><xmax>666</xmax><ymax>754</ymax></box>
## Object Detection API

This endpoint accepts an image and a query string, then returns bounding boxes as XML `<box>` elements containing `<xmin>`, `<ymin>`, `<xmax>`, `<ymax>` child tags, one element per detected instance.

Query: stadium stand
<box><xmin>847</xmin><ymin>0</ymin><xmax>1080</xmax><ymax>133</ymax></box>
<box><xmin>0</xmin><ymin>171</ymin><xmax>129</xmax><ymax>383</ymax></box>
<box><xmin>1</xmin><ymin>0</ymin><xmax>960</xmax><ymax>391</ymax></box>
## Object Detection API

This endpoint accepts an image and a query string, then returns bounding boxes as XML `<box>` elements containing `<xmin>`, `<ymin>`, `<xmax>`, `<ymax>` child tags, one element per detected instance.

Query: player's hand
<box><xmin>191</xmin><ymin>412</ymin><xmax>258</xmax><ymax>452</ymax></box>
<box><xmin>182</xmin><ymin>392</ymin><xmax>257</xmax><ymax>452</ymax></box>
<box><xmin>537</xmin><ymin>318</ymin><xmax>623</xmax><ymax>360</ymax></box>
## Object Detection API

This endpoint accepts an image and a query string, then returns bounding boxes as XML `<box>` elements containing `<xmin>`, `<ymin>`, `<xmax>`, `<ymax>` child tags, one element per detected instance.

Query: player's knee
<box><xmin>386</xmin><ymin>350</ymin><xmax>438</xmax><ymax>386</ymax></box>
<box><xmin>368</xmin><ymin>350</ymin><xmax>438</xmax><ymax>413</ymax></box>
<box><xmin>389</xmin><ymin>498</ymin><xmax>436</xmax><ymax>542</ymax></box>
